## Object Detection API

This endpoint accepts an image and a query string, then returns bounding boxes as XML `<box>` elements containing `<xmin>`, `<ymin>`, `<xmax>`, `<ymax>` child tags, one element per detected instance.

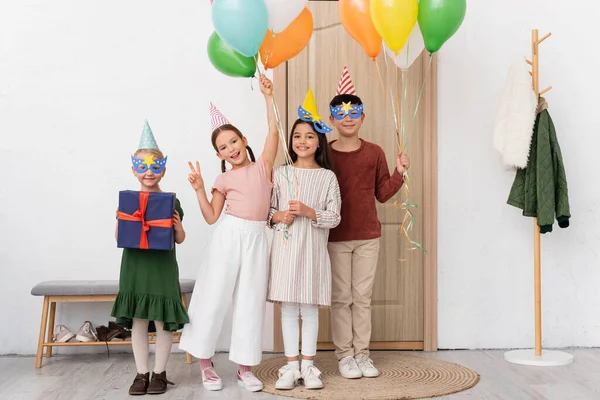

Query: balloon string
<box><xmin>395</xmin><ymin>54</ymin><xmax>434</xmax><ymax>258</ymax></box>
<box><xmin>278</xmin><ymin>165</ymin><xmax>298</xmax><ymax>242</ymax></box>
<box><xmin>403</xmin><ymin>54</ymin><xmax>433</xmax><ymax>152</ymax></box>
<box><xmin>253</xmin><ymin>54</ymin><xmax>263</xmax><ymax>81</ymax></box>
<box><xmin>254</xmin><ymin>57</ymin><xmax>291</xmax><ymax>168</ymax></box>
<box><xmin>375</xmin><ymin>60</ymin><xmax>386</xmax><ymax>96</ymax></box>
<box><xmin>268</xmin><ymin>85</ymin><xmax>298</xmax><ymax>244</ymax></box>
<box><xmin>395</xmin><ymin>64</ymin><xmax>402</xmax><ymax>151</ymax></box>
<box><xmin>253</xmin><ymin>56</ymin><xmax>298</xmax><ymax>243</ymax></box>
<box><xmin>383</xmin><ymin>51</ymin><xmax>432</xmax><ymax>260</ymax></box>
<box><xmin>401</xmin><ymin>68</ymin><xmax>408</xmax><ymax>151</ymax></box>
<box><xmin>384</xmin><ymin>47</ymin><xmax>423</xmax><ymax>258</ymax></box>
<box><xmin>382</xmin><ymin>51</ymin><xmax>400</xmax><ymax>149</ymax></box>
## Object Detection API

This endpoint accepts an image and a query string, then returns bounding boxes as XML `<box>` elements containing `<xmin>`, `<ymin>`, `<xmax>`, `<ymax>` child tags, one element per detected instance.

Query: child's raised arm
<box><xmin>188</xmin><ymin>161</ymin><xmax>225</xmax><ymax>225</ymax></box>
<box><xmin>259</xmin><ymin>75</ymin><xmax>279</xmax><ymax>169</ymax></box>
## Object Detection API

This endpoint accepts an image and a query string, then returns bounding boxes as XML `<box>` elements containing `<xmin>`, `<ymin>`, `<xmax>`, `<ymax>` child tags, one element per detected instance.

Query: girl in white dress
<box><xmin>268</xmin><ymin>107</ymin><xmax>342</xmax><ymax>390</ymax></box>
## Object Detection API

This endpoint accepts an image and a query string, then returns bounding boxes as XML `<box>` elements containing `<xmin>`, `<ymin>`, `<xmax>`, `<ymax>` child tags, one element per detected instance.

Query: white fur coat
<box><xmin>493</xmin><ymin>57</ymin><xmax>538</xmax><ymax>169</ymax></box>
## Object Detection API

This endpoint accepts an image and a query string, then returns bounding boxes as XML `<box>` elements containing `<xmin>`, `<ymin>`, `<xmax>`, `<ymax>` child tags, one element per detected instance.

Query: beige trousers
<box><xmin>328</xmin><ymin>238</ymin><xmax>380</xmax><ymax>360</ymax></box>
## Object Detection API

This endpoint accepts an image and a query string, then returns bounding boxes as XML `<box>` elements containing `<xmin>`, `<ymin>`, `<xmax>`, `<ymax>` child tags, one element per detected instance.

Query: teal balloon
<box><xmin>212</xmin><ymin>0</ymin><xmax>268</xmax><ymax>57</ymax></box>
<box><xmin>418</xmin><ymin>0</ymin><xmax>467</xmax><ymax>53</ymax></box>
<box><xmin>207</xmin><ymin>32</ymin><xmax>257</xmax><ymax>78</ymax></box>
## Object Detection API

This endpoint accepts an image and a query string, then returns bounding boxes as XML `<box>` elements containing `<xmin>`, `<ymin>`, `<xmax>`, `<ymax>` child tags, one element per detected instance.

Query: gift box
<box><xmin>117</xmin><ymin>190</ymin><xmax>175</xmax><ymax>250</ymax></box>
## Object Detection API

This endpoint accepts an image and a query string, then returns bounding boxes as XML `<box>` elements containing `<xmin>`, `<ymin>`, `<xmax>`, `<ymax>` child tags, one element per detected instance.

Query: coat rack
<box><xmin>504</xmin><ymin>29</ymin><xmax>574</xmax><ymax>367</ymax></box>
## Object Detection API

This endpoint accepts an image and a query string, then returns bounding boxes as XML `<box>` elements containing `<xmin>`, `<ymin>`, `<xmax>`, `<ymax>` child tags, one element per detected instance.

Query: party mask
<box><xmin>298</xmin><ymin>107</ymin><xmax>333</xmax><ymax>134</ymax></box>
<box><xmin>131</xmin><ymin>155</ymin><xmax>168</xmax><ymax>174</ymax></box>
<box><xmin>297</xmin><ymin>88</ymin><xmax>332</xmax><ymax>134</ymax></box>
<box><xmin>330</xmin><ymin>102</ymin><xmax>364</xmax><ymax>120</ymax></box>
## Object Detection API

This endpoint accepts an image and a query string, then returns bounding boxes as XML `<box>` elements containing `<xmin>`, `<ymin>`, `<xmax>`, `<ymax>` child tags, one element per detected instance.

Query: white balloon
<box><xmin>263</xmin><ymin>0</ymin><xmax>308</xmax><ymax>34</ymax></box>
<box><xmin>384</xmin><ymin>24</ymin><xmax>425</xmax><ymax>70</ymax></box>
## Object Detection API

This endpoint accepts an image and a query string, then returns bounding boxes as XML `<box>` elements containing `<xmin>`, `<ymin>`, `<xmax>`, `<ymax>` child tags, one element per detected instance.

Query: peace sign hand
<box><xmin>188</xmin><ymin>161</ymin><xmax>205</xmax><ymax>192</ymax></box>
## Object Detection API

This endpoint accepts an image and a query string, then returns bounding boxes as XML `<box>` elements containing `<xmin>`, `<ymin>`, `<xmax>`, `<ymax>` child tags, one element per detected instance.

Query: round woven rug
<box><xmin>254</xmin><ymin>352</ymin><xmax>480</xmax><ymax>400</ymax></box>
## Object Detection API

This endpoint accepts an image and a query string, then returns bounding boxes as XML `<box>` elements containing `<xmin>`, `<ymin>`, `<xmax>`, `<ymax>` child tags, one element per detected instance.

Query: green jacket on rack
<box><xmin>507</xmin><ymin>97</ymin><xmax>571</xmax><ymax>233</ymax></box>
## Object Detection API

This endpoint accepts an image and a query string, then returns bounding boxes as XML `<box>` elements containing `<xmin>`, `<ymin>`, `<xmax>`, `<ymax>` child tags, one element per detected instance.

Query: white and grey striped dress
<box><xmin>268</xmin><ymin>165</ymin><xmax>342</xmax><ymax>306</ymax></box>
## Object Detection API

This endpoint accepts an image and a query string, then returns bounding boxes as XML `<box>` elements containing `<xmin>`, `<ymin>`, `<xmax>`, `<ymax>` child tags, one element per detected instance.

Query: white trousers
<box><xmin>281</xmin><ymin>302</ymin><xmax>319</xmax><ymax>358</ymax></box>
<box><xmin>180</xmin><ymin>214</ymin><xmax>269</xmax><ymax>366</ymax></box>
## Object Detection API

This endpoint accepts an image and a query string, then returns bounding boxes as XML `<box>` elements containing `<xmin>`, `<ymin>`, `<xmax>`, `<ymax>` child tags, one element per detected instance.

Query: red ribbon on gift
<box><xmin>117</xmin><ymin>192</ymin><xmax>173</xmax><ymax>249</ymax></box>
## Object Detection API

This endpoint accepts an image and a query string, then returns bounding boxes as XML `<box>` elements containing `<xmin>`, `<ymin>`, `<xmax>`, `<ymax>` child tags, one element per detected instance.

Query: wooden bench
<box><xmin>31</xmin><ymin>279</ymin><xmax>195</xmax><ymax>368</ymax></box>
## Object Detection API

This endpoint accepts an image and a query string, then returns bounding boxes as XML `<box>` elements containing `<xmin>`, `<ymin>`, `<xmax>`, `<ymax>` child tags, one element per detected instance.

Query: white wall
<box><xmin>0</xmin><ymin>0</ymin><xmax>272</xmax><ymax>355</ymax></box>
<box><xmin>438</xmin><ymin>0</ymin><xmax>600</xmax><ymax>349</ymax></box>
<box><xmin>1</xmin><ymin>0</ymin><xmax>598</xmax><ymax>356</ymax></box>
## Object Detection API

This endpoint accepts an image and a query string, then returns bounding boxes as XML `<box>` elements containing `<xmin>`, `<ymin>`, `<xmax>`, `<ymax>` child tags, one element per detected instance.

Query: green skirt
<box><xmin>111</xmin><ymin>247</ymin><xmax>189</xmax><ymax>332</ymax></box>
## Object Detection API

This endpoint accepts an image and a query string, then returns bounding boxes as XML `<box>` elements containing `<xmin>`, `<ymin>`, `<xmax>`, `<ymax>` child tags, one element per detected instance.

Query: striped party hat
<box><xmin>335</xmin><ymin>66</ymin><xmax>357</xmax><ymax>95</ymax></box>
<box><xmin>209</xmin><ymin>102</ymin><xmax>230</xmax><ymax>131</ymax></box>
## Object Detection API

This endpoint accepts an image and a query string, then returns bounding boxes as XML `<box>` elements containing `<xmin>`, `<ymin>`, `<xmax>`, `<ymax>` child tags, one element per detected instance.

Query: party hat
<box><xmin>209</xmin><ymin>102</ymin><xmax>230</xmax><ymax>131</ymax></box>
<box><xmin>302</xmin><ymin>89</ymin><xmax>321</xmax><ymax>122</ymax></box>
<box><xmin>297</xmin><ymin>88</ymin><xmax>332</xmax><ymax>134</ymax></box>
<box><xmin>138</xmin><ymin>119</ymin><xmax>159</xmax><ymax>149</ymax></box>
<box><xmin>335</xmin><ymin>66</ymin><xmax>357</xmax><ymax>95</ymax></box>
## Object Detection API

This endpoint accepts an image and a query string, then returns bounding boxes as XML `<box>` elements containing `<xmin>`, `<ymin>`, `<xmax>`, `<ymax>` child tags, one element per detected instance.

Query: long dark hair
<box><xmin>211</xmin><ymin>124</ymin><xmax>255</xmax><ymax>173</ymax></box>
<box><xmin>288</xmin><ymin>118</ymin><xmax>332</xmax><ymax>170</ymax></box>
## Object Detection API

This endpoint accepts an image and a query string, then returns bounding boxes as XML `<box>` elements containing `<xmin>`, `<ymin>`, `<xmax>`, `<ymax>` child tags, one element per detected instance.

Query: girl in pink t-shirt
<box><xmin>179</xmin><ymin>75</ymin><xmax>278</xmax><ymax>393</ymax></box>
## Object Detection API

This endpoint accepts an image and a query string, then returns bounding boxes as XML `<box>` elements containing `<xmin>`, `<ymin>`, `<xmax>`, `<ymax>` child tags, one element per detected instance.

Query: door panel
<box><xmin>274</xmin><ymin>0</ymin><xmax>437</xmax><ymax>350</ymax></box>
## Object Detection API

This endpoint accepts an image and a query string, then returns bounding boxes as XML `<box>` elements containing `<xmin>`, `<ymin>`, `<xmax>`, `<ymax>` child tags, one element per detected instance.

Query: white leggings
<box><xmin>131</xmin><ymin>319</ymin><xmax>172</xmax><ymax>374</ymax></box>
<box><xmin>281</xmin><ymin>302</ymin><xmax>319</xmax><ymax>358</ymax></box>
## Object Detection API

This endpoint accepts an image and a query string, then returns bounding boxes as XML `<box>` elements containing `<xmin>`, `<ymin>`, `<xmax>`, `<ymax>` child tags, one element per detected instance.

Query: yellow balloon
<box><xmin>370</xmin><ymin>0</ymin><xmax>419</xmax><ymax>54</ymax></box>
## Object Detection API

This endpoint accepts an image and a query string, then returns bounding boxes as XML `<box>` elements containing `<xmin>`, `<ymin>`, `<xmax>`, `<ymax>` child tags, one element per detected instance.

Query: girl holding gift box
<box><xmin>179</xmin><ymin>75</ymin><xmax>278</xmax><ymax>392</ymax></box>
<box><xmin>112</xmin><ymin>121</ymin><xmax>189</xmax><ymax>396</ymax></box>
<box><xmin>267</xmin><ymin>89</ymin><xmax>342</xmax><ymax>391</ymax></box>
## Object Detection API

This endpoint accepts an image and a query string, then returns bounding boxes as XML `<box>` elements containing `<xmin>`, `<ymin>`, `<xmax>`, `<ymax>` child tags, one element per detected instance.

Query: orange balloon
<box><xmin>259</xmin><ymin>7</ymin><xmax>313</xmax><ymax>70</ymax></box>
<box><xmin>339</xmin><ymin>0</ymin><xmax>382</xmax><ymax>60</ymax></box>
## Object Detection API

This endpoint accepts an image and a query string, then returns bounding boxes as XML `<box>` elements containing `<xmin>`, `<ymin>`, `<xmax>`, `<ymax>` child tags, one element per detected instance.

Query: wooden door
<box><xmin>272</xmin><ymin>0</ymin><xmax>438</xmax><ymax>351</ymax></box>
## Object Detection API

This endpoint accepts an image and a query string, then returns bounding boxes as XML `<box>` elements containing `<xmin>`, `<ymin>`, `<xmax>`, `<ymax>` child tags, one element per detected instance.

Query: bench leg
<box><xmin>181</xmin><ymin>293</ymin><xmax>192</xmax><ymax>365</ymax></box>
<box><xmin>36</xmin><ymin>296</ymin><xmax>50</xmax><ymax>368</ymax></box>
<box><xmin>46</xmin><ymin>302</ymin><xmax>56</xmax><ymax>358</ymax></box>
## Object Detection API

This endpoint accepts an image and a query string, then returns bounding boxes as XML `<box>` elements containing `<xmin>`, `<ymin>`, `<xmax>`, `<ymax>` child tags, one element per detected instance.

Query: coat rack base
<box><xmin>504</xmin><ymin>349</ymin><xmax>574</xmax><ymax>367</ymax></box>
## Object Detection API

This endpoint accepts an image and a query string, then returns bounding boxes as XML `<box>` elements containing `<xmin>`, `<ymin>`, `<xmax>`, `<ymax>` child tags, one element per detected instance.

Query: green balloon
<box><xmin>418</xmin><ymin>0</ymin><xmax>467</xmax><ymax>53</ymax></box>
<box><xmin>207</xmin><ymin>31</ymin><xmax>257</xmax><ymax>78</ymax></box>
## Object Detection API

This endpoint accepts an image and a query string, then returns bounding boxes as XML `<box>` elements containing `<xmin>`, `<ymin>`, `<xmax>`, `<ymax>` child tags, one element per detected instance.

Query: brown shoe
<box><xmin>129</xmin><ymin>372</ymin><xmax>150</xmax><ymax>396</ymax></box>
<box><xmin>147</xmin><ymin>371</ymin><xmax>174</xmax><ymax>395</ymax></box>
<box><xmin>96</xmin><ymin>325</ymin><xmax>121</xmax><ymax>342</ymax></box>
<box><xmin>109</xmin><ymin>321</ymin><xmax>131</xmax><ymax>340</ymax></box>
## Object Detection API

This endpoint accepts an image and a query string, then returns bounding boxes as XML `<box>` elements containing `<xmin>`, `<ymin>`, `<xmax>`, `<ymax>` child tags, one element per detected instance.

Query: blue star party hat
<box><xmin>138</xmin><ymin>119</ymin><xmax>159</xmax><ymax>149</ymax></box>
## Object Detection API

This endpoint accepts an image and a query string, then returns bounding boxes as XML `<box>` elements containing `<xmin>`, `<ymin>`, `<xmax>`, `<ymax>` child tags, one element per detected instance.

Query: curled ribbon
<box><xmin>117</xmin><ymin>192</ymin><xmax>173</xmax><ymax>249</ymax></box>
<box><xmin>394</xmin><ymin>172</ymin><xmax>427</xmax><ymax>261</ymax></box>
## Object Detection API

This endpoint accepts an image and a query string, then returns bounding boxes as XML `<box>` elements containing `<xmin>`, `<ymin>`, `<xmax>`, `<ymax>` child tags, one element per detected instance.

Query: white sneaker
<box><xmin>201</xmin><ymin>365</ymin><xmax>223</xmax><ymax>391</ymax></box>
<box><xmin>275</xmin><ymin>365</ymin><xmax>301</xmax><ymax>390</ymax></box>
<box><xmin>237</xmin><ymin>371</ymin><xmax>263</xmax><ymax>392</ymax></box>
<box><xmin>53</xmin><ymin>325</ymin><xmax>75</xmax><ymax>343</ymax></box>
<box><xmin>338</xmin><ymin>356</ymin><xmax>362</xmax><ymax>379</ymax></box>
<box><xmin>75</xmin><ymin>321</ymin><xmax>98</xmax><ymax>342</ymax></box>
<box><xmin>355</xmin><ymin>354</ymin><xmax>379</xmax><ymax>377</ymax></box>
<box><xmin>302</xmin><ymin>365</ymin><xmax>324</xmax><ymax>390</ymax></box>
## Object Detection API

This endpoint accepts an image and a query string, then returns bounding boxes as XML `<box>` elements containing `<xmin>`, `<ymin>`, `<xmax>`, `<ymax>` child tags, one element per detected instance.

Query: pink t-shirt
<box><xmin>212</xmin><ymin>156</ymin><xmax>273</xmax><ymax>222</ymax></box>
